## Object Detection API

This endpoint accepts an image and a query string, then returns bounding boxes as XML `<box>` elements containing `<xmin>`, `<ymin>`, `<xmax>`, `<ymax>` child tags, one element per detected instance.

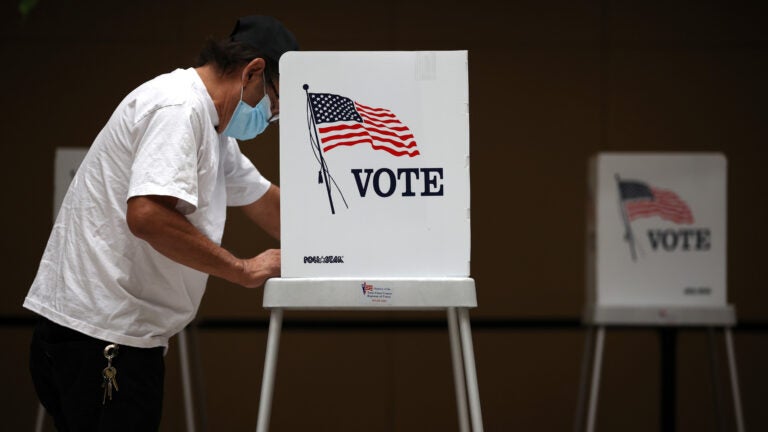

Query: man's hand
<box><xmin>240</xmin><ymin>249</ymin><xmax>281</xmax><ymax>288</ymax></box>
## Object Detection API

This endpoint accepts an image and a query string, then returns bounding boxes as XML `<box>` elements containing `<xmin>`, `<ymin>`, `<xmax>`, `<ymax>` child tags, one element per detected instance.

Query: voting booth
<box><xmin>586</xmin><ymin>153</ymin><xmax>732</xmax><ymax>323</ymax></box>
<box><xmin>577</xmin><ymin>153</ymin><xmax>744</xmax><ymax>432</ymax></box>
<box><xmin>53</xmin><ymin>148</ymin><xmax>89</xmax><ymax>220</ymax></box>
<box><xmin>279</xmin><ymin>51</ymin><xmax>470</xmax><ymax>278</ymax></box>
<box><xmin>255</xmin><ymin>51</ymin><xmax>483</xmax><ymax>432</ymax></box>
<box><xmin>36</xmin><ymin>148</ymin><xmax>90</xmax><ymax>432</ymax></box>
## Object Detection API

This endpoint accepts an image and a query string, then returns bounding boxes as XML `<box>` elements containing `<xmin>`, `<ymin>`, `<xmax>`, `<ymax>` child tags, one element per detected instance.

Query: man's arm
<box><xmin>126</xmin><ymin>195</ymin><xmax>280</xmax><ymax>288</ymax></box>
<box><xmin>240</xmin><ymin>184</ymin><xmax>280</xmax><ymax>240</ymax></box>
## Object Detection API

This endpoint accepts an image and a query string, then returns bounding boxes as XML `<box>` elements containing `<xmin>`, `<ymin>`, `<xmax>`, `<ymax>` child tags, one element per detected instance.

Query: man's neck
<box><xmin>195</xmin><ymin>65</ymin><xmax>237</xmax><ymax>130</ymax></box>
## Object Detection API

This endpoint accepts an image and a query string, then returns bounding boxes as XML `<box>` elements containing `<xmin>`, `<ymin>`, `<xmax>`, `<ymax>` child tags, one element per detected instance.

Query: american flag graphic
<box><xmin>361</xmin><ymin>282</ymin><xmax>373</xmax><ymax>295</ymax></box>
<box><xmin>618</xmin><ymin>180</ymin><xmax>694</xmax><ymax>225</ymax></box>
<box><xmin>308</xmin><ymin>92</ymin><xmax>420</xmax><ymax>157</ymax></box>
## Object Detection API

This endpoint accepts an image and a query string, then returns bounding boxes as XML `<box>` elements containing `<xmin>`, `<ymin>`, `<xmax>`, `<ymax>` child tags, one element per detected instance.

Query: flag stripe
<box><xmin>319</xmin><ymin>122</ymin><xmax>410</xmax><ymax>133</ymax></box>
<box><xmin>363</xmin><ymin>125</ymin><xmax>414</xmax><ymax>141</ymax></box>
<box><xmin>359</xmin><ymin>117</ymin><xmax>410</xmax><ymax>131</ymax></box>
<box><xmin>321</xmin><ymin>128</ymin><xmax>417</xmax><ymax>149</ymax></box>
<box><xmin>324</xmin><ymin>138</ymin><xmax>372</xmax><ymax>152</ymax></box>
<box><xmin>318</xmin><ymin>123</ymin><xmax>365</xmax><ymax>133</ymax></box>
<box><xmin>355</xmin><ymin>102</ymin><xmax>394</xmax><ymax>115</ymax></box>
<box><xmin>357</xmin><ymin>107</ymin><xmax>396</xmax><ymax>119</ymax></box>
<box><xmin>320</xmin><ymin>131</ymin><xmax>370</xmax><ymax>142</ymax></box>
<box><xmin>372</xmin><ymin>145</ymin><xmax>421</xmax><ymax>157</ymax></box>
<box><xmin>358</xmin><ymin>110</ymin><xmax>405</xmax><ymax>125</ymax></box>
<box><xmin>318</xmin><ymin>122</ymin><xmax>414</xmax><ymax>141</ymax></box>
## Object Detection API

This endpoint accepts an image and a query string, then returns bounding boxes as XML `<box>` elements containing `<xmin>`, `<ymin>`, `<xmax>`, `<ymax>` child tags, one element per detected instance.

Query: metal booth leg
<box><xmin>35</xmin><ymin>403</ymin><xmax>45</xmax><ymax>432</ymax></box>
<box><xmin>448</xmin><ymin>307</ymin><xmax>471</xmax><ymax>432</ymax></box>
<box><xmin>256</xmin><ymin>308</ymin><xmax>284</xmax><ymax>432</ymax></box>
<box><xmin>586</xmin><ymin>326</ymin><xmax>606</xmax><ymax>432</ymax></box>
<box><xmin>707</xmin><ymin>327</ymin><xmax>727</xmax><ymax>432</ymax></box>
<box><xmin>574</xmin><ymin>326</ymin><xmax>596</xmax><ymax>432</ymax></box>
<box><xmin>178</xmin><ymin>327</ymin><xmax>196</xmax><ymax>432</ymax></box>
<box><xmin>457</xmin><ymin>307</ymin><xmax>484</xmax><ymax>432</ymax></box>
<box><xmin>724</xmin><ymin>327</ymin><xmax>746</xmax><ymax>432</ymax></box>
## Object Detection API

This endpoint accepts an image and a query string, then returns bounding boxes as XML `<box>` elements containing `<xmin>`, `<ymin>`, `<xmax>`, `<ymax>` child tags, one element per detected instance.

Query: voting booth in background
<box><xmin>255</xmin><ymin>51</ymin><xmax>483</xmax><ymax>432</ymax></box>
<box><xmin>36</xmin><ymin>148</ymin><xmax>91</xmax><ymax>432</ymax></box>
<box><xmin>586</xmin><ymin>153</ymin><xmax>732</xmax><ymax>323</ymax></box>
<box><xmin>42</xmin><ymin>150</ymin><xmax>201</xmax><ymax>432</ymax></box>
<box><xmin>38</xmin><ymin>148</ymin><xmax>201</xmax><ymax>432</ymax></box>
<box><xmin>53</xmin><ymin>148</ymin><xmax>89</xmax><ymax>220</ymax></box>
<box><xmin>577</xmin><ymin>153</ymin><xmax>744</xmax><ymax>432</ymax></box>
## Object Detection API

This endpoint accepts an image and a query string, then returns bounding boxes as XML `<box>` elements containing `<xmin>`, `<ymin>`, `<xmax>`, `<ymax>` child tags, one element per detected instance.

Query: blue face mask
<box><xmin>222</xmin><ymin>80</ymin><xmax>272</xmax><ymax>140</ymax></box>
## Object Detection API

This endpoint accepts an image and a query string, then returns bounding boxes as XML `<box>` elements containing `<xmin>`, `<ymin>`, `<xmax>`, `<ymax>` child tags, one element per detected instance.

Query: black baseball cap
<box><xmin>229</xmin><ymin>15</ymin><xmax>299</xmax><ymax>64</ymax></box>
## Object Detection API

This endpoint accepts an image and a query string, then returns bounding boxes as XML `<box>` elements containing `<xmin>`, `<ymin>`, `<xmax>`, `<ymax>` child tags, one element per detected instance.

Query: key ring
<box><xmin>103</xmin><ymin>344</ymin><xmax>119</xmax><ymax>359</ymax></box>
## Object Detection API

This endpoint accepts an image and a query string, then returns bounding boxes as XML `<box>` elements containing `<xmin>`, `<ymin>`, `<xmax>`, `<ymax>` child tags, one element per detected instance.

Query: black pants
<box><xmin>30</xmin><ymin>317</ymin><xmax>165</xmax><ymax>431</ymax></box>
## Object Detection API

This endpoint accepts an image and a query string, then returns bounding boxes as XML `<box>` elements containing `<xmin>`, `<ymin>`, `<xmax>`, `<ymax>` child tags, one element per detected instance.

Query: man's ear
<box><xmin>243</xmin><ymin>58</ymin><xmax>266</xmax><ymax>84</ymax></box>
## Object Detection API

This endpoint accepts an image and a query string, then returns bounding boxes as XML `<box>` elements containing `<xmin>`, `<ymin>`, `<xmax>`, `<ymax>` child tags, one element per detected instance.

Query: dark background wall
<box><xmin>2</xmin><ymin>1</ymin><xmax>766</xmax><ymax>431</ymax></box>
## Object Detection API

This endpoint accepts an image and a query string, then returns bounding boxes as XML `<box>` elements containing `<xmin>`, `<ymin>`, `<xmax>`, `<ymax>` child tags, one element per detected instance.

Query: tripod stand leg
<box><xmin>458</xmin><ymin>308</ymin><xmax>484</xmax><ymax>432</ymax></box>
<box><xmin>448</xmin><ymin>308</ymin><xmax>471</xmax><ymax>432</ymax></box>
<box><xmin>256</xmin><ymin>308</ymin><xmax>284</xmax><ymax>432</ymax></box>
<box><xmin>708</xmin><ymin>327</ymin><xmax>727</xmax><ymax>432</ymax></box>
<box><xmin>574</xmin><ymin>326</ymin><xmax>595</xmax><ymax>432</ymax></box>
<box><xmin>35</xmin><ymin>403</ymin><xmax>45</xmax><ymax>432</ymax></box>
<box><xmin>724</xmin><ymin>328</ymin><xmax>745</xmax><ymax>432</ymax></box>
<box><xmin>178</xmin><ymin>327</ymin><xmax>196</xmax><ymax>432</ymax></box>
<box><xmin>586</xmin><ymin>326</ymin><xmax>605</xmax><ymax>432</ymax></box>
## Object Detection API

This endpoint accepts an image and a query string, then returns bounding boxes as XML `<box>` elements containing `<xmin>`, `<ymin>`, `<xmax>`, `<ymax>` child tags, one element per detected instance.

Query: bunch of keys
<box><xmin>102</xmin><ymin>344</ymin><xmax>119</xmax><ymax>405</ymax></box>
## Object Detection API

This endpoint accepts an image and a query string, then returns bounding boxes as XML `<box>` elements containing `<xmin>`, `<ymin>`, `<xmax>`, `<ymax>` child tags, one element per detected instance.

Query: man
<box><xmin>24</xmin><ymin>15</ymin><xmax>297</xmax><ymax>431</ymax></box>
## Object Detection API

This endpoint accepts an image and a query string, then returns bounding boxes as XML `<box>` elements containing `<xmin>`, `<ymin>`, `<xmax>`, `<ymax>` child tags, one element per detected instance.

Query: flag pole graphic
<box><xmin>305</xmin><ymin>84</ymin><xmax>336</xmax><ymax>214</ymax></box>
<box><xmin>615</xmin><ymin>173</ymin><xmax>638</xmax><ymax>261</ymax></box>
